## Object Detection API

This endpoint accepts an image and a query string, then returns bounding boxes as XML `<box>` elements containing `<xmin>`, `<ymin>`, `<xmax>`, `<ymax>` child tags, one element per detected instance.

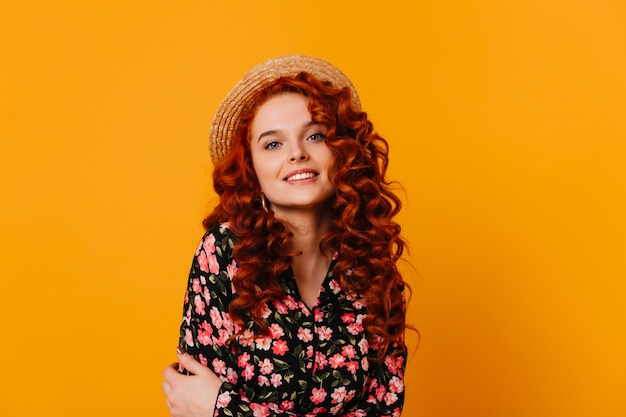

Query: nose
<box><xmin>289</xmin><ymin>145</ymin><xmax>309</xmax><ymax>163</ymax></box>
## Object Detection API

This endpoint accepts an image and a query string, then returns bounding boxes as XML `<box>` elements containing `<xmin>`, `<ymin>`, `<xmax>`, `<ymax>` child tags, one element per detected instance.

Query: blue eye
<box><xmin>307</xmin><ymin>132</ymin><xmax>326</xmax><ymax>142</ymax></box>
<box><xmin>264</xmin><ymin>141</ymin><xmax>280</xmax><ymax>150</ymax></box>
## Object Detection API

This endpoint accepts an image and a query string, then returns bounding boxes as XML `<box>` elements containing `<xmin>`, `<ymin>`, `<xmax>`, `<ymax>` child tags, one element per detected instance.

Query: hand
<box><xmin>162</xmin><ymin>348</ymin><xmax>223</xmax><ymax>417</ymax></box>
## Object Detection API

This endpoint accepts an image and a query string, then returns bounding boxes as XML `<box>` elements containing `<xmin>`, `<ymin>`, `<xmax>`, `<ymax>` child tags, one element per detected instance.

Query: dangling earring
<box><xmin>260</xmin><ymin>192</ymin><xmax>269</xmax><ymax>213</ymax></box>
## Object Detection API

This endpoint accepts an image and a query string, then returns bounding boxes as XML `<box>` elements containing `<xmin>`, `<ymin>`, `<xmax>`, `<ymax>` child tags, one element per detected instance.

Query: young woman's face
<box><xmin>249</xmin><ymin>92</ymin><xmax>335</xmax><ymax>215</ymax></box>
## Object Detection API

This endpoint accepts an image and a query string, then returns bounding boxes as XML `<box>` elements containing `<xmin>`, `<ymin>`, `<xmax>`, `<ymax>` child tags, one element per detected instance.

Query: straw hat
<box><xmin>208</xmin><ymin>54</ymin><xmax>361</xmax><ymax>164</ymax></box>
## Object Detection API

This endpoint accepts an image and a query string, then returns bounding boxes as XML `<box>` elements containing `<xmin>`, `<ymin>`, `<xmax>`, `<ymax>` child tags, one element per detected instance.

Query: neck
<box><xmin>273</xmin><ymin>205</ymin><xmax>332</xmax><ymax>256</ymax></box>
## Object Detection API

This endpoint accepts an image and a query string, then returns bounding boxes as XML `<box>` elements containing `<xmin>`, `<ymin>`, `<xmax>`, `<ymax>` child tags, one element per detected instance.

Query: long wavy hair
<box><xmin>203</xmin><ymin>72</ymin><xmax>408</xmax><ymax>360</ymax></box>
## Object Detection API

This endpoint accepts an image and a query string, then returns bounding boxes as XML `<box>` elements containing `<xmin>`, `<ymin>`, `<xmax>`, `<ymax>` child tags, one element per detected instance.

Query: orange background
<box><xmin>1</xmin><ymin>1</ymin><xmax>625</xmax><ymax>416</ymax></box>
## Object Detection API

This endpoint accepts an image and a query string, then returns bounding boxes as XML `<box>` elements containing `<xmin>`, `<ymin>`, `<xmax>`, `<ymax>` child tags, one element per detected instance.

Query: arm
<box><xmin>341</xmin><ymin>338</ymin><xmax>407</xmax><ymax>417</ymax></box>
<box><xmin>166</xmin><ymin>225</ymin><xmax>283</xmax><ymax>417</ymax></box>
<box><xmin>162</xmin><ymin>348</ymin><xmax>223</xmax><ymax>417</ymax></box>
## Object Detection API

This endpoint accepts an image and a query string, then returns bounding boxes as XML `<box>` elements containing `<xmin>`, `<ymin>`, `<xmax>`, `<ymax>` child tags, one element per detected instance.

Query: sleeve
<box><xmin>341</xmin><ymin>338</ymin><xmax>407</xmax><ymax>417</ymax></box>
<box><xmin>179</xmin><ymin>224</ymin><xmax>274</xmax><ymax>416</ymax></box>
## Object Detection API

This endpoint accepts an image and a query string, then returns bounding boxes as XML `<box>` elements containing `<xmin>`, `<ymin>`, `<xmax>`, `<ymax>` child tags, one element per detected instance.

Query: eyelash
<box><xmin>307</xmin><ymin>132</ymin><xmax>326</xmax><ymax>142</ymax></box>
<box><xmin>263</xmin><ymin>131</ymin><xmax>327</xmax><ymax>150</ymax></box>
<box><xmin>264</xmin><ymin>141</ymin><xmax>280</xmax><ymax>150</ymax></box>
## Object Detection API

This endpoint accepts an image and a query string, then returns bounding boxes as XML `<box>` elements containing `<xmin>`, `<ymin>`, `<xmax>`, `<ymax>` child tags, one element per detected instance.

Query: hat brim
<box><xmin>208</xmin><ymin>54</ymin><xmax>361</xmax><ymax>164</ymax></box>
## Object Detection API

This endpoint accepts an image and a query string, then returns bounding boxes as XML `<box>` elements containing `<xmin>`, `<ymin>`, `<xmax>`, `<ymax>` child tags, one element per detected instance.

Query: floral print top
<box><xmin>179</xmin><ymin>223</ymin><xmax>406</xmax><ymax>417</ymax></box>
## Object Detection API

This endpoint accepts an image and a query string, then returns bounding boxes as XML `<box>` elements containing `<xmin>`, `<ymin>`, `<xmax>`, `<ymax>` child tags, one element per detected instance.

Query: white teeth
<box><xmin>286</xmin><ymin>172</ymin><xmax>316</xmax><ymax>181</ymax></box>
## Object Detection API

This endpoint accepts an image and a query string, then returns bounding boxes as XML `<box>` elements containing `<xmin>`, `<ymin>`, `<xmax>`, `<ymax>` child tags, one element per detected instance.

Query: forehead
<box><xmin>251</xmin><ymin>93</ymin><xmax>311</xmax><ymax>131</ymax></box>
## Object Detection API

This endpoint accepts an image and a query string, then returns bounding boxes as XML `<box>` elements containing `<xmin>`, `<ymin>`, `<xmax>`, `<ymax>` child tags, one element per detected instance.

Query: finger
<box><xmin>163</xmin><ymin>362</ymin><xmax>183</xmax><ymax>382</ymax></box>
<box><xmin>161</xmin><ymin>380</ymin><xmax>171</xmax><ymax>396</ymax></box>
<box><xmin>176</xmin><ymin>348</ymin><xmax>208</xmax><ymax>375</ymax></box>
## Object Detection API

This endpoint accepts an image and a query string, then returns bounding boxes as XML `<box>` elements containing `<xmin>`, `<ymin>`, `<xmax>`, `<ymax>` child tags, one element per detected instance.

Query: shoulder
<box><xmin>203</xmin><ymin>222</ymin><xmax>238</xmax><ymax>242</ymax></box>
<box><xmin>191</xmin><ymin>222</ymin><xmax>239</xmax><ymax>278</ymax></box>
<box><xmin>200</xmin><ymin>222</ymin><xmax>238</xmax><ymax>258</ymax></box>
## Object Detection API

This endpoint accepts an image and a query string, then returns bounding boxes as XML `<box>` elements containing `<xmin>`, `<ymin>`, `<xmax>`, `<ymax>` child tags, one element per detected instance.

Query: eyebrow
<box><xmin>256</xmin><ymin>121</ymin><xmax>324</xmax><ymax>143</ymax></box>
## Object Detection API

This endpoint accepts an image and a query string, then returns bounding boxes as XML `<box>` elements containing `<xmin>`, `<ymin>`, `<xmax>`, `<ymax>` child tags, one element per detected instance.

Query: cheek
<box><xmin>251</xmin><ymin>155</ymin><xmax>280</xmax><ymax>185</ymax></box>
<box><xmin>322</xmin><ymin>152</ymin><xmax>337</xmax><ymax>180</ymax></box>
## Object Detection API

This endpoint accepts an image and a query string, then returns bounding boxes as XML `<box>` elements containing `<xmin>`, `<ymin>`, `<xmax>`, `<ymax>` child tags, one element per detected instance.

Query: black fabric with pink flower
<box><xmin>179</xmin><ymin>223</ymin><xmax>406</xmax><ymax>416</ymax></box>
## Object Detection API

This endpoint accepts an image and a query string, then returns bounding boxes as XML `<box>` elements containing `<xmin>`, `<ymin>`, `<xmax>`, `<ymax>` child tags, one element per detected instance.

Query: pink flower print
<box><xmin>358</xmin><ymin>338</ymin><xmax>369</xmax><ymax>355</ymax></box>
<box><xmin>306</xmin><ymin>345</ymin><xmax>314</xmax><ymax>358</ymax></box>
<box><xmin>270</xmin><ymin>373</ymin><xmax>282</xmax><ymax>387</ymax></box>
<box><xmin>217</xmin><ymin>328</ymin><xmax>231</xmax><ymax>346</ymax></box>
<box><xmin>260</xmin><ymin>303</ymin><xmax>272</xmax><ymax>319</ymax></box>
<box><xmin>199</xmin><ymin>354</ymin><xmax>208</xmax><ymax>367</ymax></box>
<box><xmin>329</xmin><ymin>353</ymin><xmax>346</xmax><ymax>369</ymax></box>
<box><xmin>352</xmin><ymin>298</ymin><xmax>366</xmax><ymax>309</ymax></box>
<box><xmin>346</xmin><ymin>360</ymin><xmax>359</xmax><ymax>375</ymax></box>
<box><xmin>284</xmin><ymin>295</ymin><xmax>298</xmax><ymax>310</ymax></box>
<box><xmin>184</xmin><ymin>328</ymin><xmax>194</xmax><ymax>347</ymax></box>
<box><xmin>316</xmin><ymin>325</ymin><xmax>332</xmax><ymax>341</ymax></box>
<box><xmin>197</xmin><ymin>326</ymin><xmax>213</xmax><ymax>346</ymax></box>
<box><xmin>331</xmin><ymin>386</ymin><xmax>348</xmax><ymax>404</ymax></box>
<box><xmin>268</xmin><ymin>323</ymin><xmax>284</xmax><ymax>339</ymax></box>
<box><xmin>227</xmin><ymin>259</ymin><xmax>239</xmax><ymax>280</ymax></box>
<box><xmin>250</xmin><ymin>403</ymin><xmax>271</xmax><ymax>417</ymax></box>
<box><xmin>314</xmin><ymin>351</ymin><xmax>328</xmax><ymax>369</ymax></box>
<box><xmin>257</xmin><ymin>375</ymin><xmax>270</xmax><ymax>387</ymax></box>
<box><xmin>314</xmin><ymin>309</ymin><xmax>324</xmax><ymax>323</ymax></box>
<box><xmin>202</xmin><ymin>233</ymin><xmax>216</xmax><ymax>255</ymax></box>
<box><xmin>192</xmin><ymin>278</ymin><xmax>201</xmax><ymax>294</ymax></box>
<box><xmin>197</xmin><ymin>250</ymin><xmax>209</xmax><ymax>273</ymax></box>
<box><xmin>374</xmin><ymin>383</ymin><xmax>386</xmax><ymax>401</ymax></box>
<box><xmin>385</xmin><ymin>355</ymin><xmax>400</xmax><ymax>374</ymax></box>
<box><xmin>342</xmin><ymin>345</ymin><xmax>356</xmax><ymax>359</ymax></box>
<box><xmin>216</xmin><ymin>391</ymin><xmax>232</xmax><ymax>408</ymax></box>
<box><xmin>183</xmin><ymin>305</ymin><xmax>191</xmax><ymax>326</ymax></box>
<box><xmin>395</xmin><ymin>355</ymin><xmax>405</xmax><ymax>372</ymax></box>
<box><xmin>271</xmin><ymin>339</ymin><xmax>289</xmax><ymax>356</ymax></box>
<box><xmin>361</xmin><ymin>356</ymin><xmax>370</xmax><ymax>372</ymax></box>
<box><xmin>392</xmin><ymin>407</ymin><xmax>402</xmax><ymax>417</ymax></box>
<box><xmin>209</xmin><ymin>306</ymin><xmax>223</xmax><ymax>328</ymax></box>
<box><xmin>238</xmin><ymin>329</ymin><xmax>255</xmax><ymax>347</ymax></box>
<box><xmin>347</xmin><ymin>322</ymin><xmax>364</xmax><ymax>335</ymax></box>
<box><xmin>242</xmin><ymin>364</ymin><xmax>254</xmax><ymax>381</ymax></box>
<box><xmin>226</xmin><ymin>367</ymin><xmax>238</xmax><ymax>384</ymax></box>
<box><xmin>273</xmin><ymin>300</ymin><xmax>288</xmax><ymax>314</ymax></box>
<box><xmin>255</xmin><ymin>335</ymin><xmax>271</xmax><ymax>351</ymax></box>
<box><xmin>280</xmin><ymin>400</ymin><xmax>295</xmax><ymax>411</ymax></box>
<box><xmin>389</xmin><ymin>376</ymin><xmax>404</xmax><ymax>393</ymax></box>
<box><xmin>200</xmin><ymin>275</ymin><xmax>206</xmax><ymax>285</ymax></box>
<box><xmin>222</xmin><ymin>312</ymin><xmax>234</xmax><ymax>333</ymax></box>
<box><xmin>370</xmin><ymin>334</ymin><xmax>383</xmax><ymax>350</ymax></box>
<box><xmin>329</xmin><ymin>404</ymin><xmax>344</xmax><ymax>415</ymax></box>
<box><xmin>329</xmin><ymin>279</ymin><xmax>341</xmax><ymax>294</ymax></box>
<box><xmin>193</xmin><ymin>295</ymin><xmax>206</xmax><ymax>315</ymax></box>
<box><xmin>207</xmin><ymin>252</ymin><xmax>220</xmax><ymax>274</ymax></box>
<box><xmin>237</xmin><ymin>352</ymin><xmax>250</xmax><ymax>368</ymax></box>
<box><xmin>340</xmin><ymin>312</ymin><xmax>355</xmax><ymax>324</ymax></box>
<box><xmin>310</xmin><ymin>387</ymin><xmax>327</xmax><ymax>405</ymax></box>
<box><xmin>297</xmin><ymin>328</ymin><xmax>314</xmax><ymax>342</ymax></box>
<box><xmin>259</xmin><ymin>358</ymin><xmax>274</xmax><ymax>375</ymax></box>
<box><xmin>212</xmin><ymin>358</ymin><xmax>227</xmax><ymax>375</ymax></box>
<box><xmin>384</xmin><ymin>392</ymin><xmax>398</xmax><ymax>406</ymax></box>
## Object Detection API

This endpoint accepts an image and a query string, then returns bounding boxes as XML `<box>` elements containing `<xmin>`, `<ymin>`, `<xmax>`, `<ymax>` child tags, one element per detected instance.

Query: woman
<box><xmin>162</xmin><ymin>55</ymin><xmax>409</xmax><ymax>417</ymax></box>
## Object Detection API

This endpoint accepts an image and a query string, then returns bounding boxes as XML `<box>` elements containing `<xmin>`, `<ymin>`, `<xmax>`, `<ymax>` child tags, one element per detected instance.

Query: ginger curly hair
<box><xmin>203</xmin><ymin>72</ymin><xmax>408</xmax><ymax>360</ymax></box>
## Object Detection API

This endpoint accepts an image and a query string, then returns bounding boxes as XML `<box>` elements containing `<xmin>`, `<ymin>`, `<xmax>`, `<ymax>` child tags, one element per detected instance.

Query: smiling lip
<box><xmin>284</xmin><ymin>169</ymin><xmax>318</xmax><ymax>182</ymax></box>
